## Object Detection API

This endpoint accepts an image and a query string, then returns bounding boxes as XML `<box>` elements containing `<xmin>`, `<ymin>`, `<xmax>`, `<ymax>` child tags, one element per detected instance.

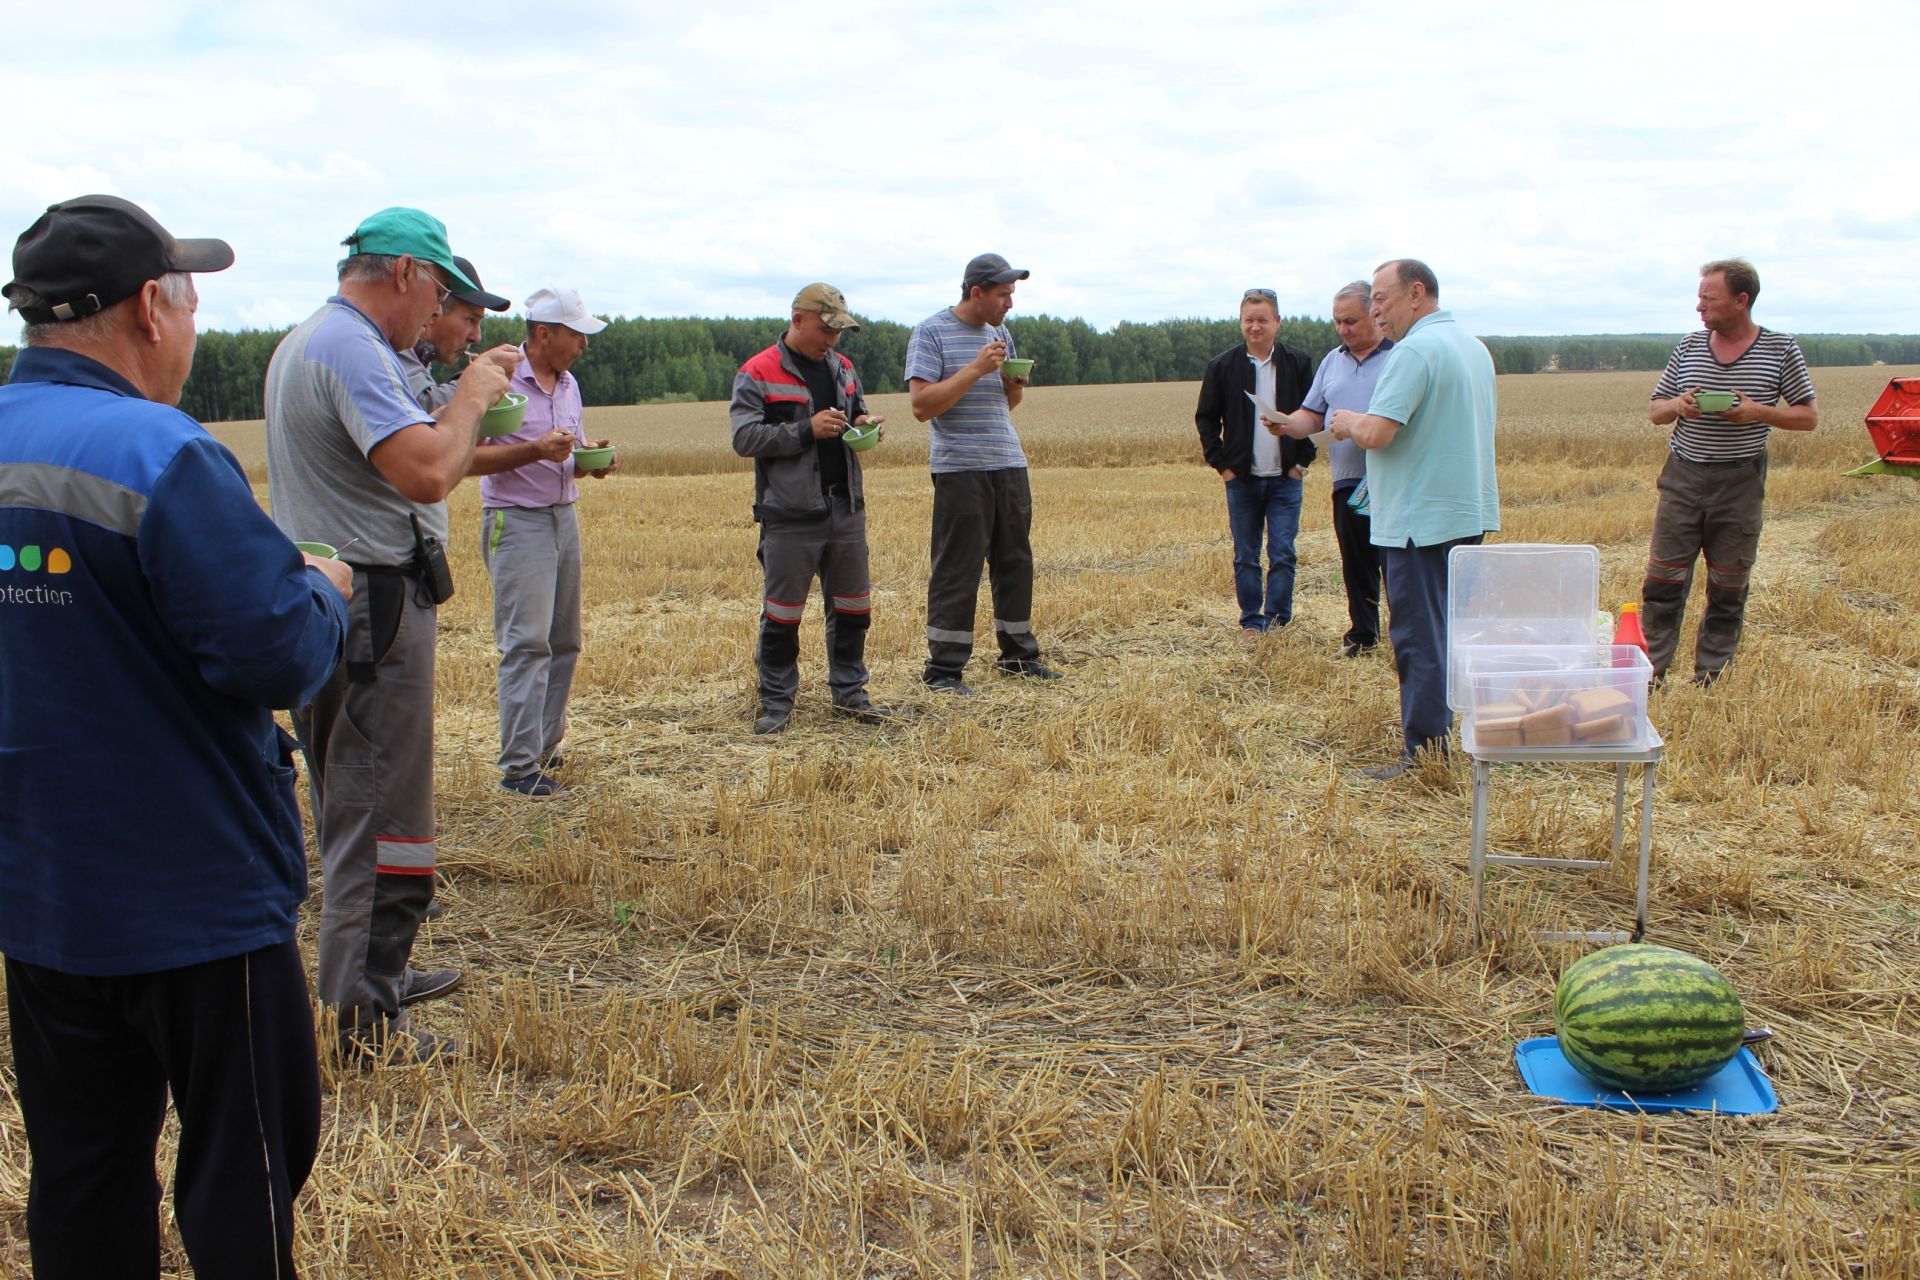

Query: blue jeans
<box><xmin>1380</xmin><ymin>534</ymin><xmax>1483</xmax><ymax>760</ymax></box>
<box><xmin>1224</xmin><ymin>473</ymin><xmax>1303</xmax><ymax>630</ymax></box>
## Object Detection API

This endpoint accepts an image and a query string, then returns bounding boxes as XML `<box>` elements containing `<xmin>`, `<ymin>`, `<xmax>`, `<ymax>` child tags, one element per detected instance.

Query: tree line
<box><xmin>6</xmin><ymin>318</ymin><xmax>1918</xmax><ymax>424</ymax></box>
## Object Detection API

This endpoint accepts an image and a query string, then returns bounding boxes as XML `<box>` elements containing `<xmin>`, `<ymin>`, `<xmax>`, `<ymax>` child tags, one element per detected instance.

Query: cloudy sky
<box><xmin>4</xmin><ymin>0</ymin><xmax>1913</xmax><ymax>337</ymax></box>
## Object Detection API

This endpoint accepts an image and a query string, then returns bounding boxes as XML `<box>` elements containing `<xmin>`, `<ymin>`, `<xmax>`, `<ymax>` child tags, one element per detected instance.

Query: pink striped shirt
<box><xmin>477</xmin><ymin>350</ymin><xmax>582</xmax><ymax>509</ymax></box>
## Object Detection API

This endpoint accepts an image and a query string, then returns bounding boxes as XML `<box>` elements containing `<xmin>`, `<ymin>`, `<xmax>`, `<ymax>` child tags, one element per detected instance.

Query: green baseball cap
<box><xmin>340</xmin><ymin>207</ymin><xmax>477</xmax><ymax>291</ymax></box>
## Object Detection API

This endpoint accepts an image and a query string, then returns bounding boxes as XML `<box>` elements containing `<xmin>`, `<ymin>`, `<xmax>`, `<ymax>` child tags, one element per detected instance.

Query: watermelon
<box><xmin>1553</xmin><ymin>944</ymin><xmax>1746</xmax><ymax>1093</ymax></box>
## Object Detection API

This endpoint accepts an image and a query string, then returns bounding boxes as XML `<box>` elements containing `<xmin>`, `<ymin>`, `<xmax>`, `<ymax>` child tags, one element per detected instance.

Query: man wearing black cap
<box><xmin>265</xmin><ymin>208</ymin><xmax>509</xmax><ymax>1062</ymax></box>
<box><xmin>905</xmin><ymin>252</ymin><xmax>1059</xmax><ymax>693</ymax></box>
<box><xmin>1</xmin><ymin>196</ymin><xmax>349</xmax><ymax>1277</ymax></box>
<box><xmin>396</xmin><ymin>253</ymin><xmax>521</xmax><ymax>410</ymax></box>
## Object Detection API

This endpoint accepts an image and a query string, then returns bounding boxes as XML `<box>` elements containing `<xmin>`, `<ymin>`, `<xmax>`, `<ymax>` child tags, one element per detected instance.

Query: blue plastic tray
<box><xmin>1514</xmin><ymin>1037</ymin><xmax>1778</xmax><ymax>1115</ymax></box>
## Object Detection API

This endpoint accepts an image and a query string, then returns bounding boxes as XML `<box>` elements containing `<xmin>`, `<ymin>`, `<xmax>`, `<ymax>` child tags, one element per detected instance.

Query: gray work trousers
<box><xmin>292</xmin><ymin>568</ymin><xmax>438</xmax><ymax>1025</ymax></box>
<box><xmin>481</xmin><ymin>504</ymin><xmax>583</xmax><ymax>779</ymax></box>
<box><xmin>757</xmin><ymin>496</ymin><xmax>872</xmax><ymax>715</ymax></box>
<box><xmin>1642</xmin><ymin>451</ymin><xmax>1767</xmax><ymax>681</ymax></box>
<box><xmin>925</xmin><ymin>467</ymin><xmax>1043</xmax><ymax>680</ymax></box>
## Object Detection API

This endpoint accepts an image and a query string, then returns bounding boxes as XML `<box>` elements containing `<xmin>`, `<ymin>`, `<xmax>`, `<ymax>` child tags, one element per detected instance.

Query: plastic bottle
<box><xmin>1613</xmin><ymin>601</ymin><xmax>1647</xmax><ymax>666</ymax></box>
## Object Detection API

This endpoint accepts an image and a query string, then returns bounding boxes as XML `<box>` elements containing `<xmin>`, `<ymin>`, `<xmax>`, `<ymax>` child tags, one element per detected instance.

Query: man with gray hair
<box><xmin>2</xmin><ymin>195</ymin><xmax>348</xmax><ymax>1276</ymax></box>
<box><xmin>1328</xmin><ymin>259</ymin><xmax>1499</xmax><ymax>779</ymax></box>
<box><xmin>266</xmin><ymin>207</ymin><xmax>509</xmax><ymax>1060</ymax></box>
<box><xmin>1642</xmin><ymin>258</ymin><xmax>1816</xmax><ymax>685</ymax></box>
<box><xmin>1264</xmin><ymin>280</ymin><xmax>1392</xmax><ymax>655</ymax></box>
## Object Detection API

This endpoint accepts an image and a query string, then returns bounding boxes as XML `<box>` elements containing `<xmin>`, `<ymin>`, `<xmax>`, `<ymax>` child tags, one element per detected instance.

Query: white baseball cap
<box><xmin>524</xmin><ymin>285</ymin><xmax>608</xmax><ymax>335</ymax></box>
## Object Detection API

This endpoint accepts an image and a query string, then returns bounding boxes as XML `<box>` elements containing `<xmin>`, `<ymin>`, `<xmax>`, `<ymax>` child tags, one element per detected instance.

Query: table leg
<box><xmin>1471</xmin><ymin>760</ymin><xmax>1490</xmax><ymax>938</ymax></box>
<box><xmin>1633</xmin><ymin>762</ymin><xmax>1656</xmax><ymax>940</ymax></box>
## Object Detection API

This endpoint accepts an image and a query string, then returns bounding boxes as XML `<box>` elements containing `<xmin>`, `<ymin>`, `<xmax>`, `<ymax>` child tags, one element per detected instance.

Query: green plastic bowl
<box><xmin>999</xmin><ymin>358</ymin><xmax>1035</xmax><ymax>380</ymax></box>
<box><xmin>481</xmin><ymin>392</ymin><xmax>529</xmax><ymax>437</ymax></box>
<box><xmin>293</xmin><ymin>541</ymin><xmax>337</xmax><ymax>558</ymax></box>
<box><xmin>572</xmin><ymin>445</ymin><xmax>615</xmax><ymax>471</ymax></box>
<box><xmin>842</xmin><ymin>421</ymin><xmax>880</xmax><ymax>453</ymax></box>
<box><xmin>1694</xmin><ymin>390</ymin><xmax>1736</xmax><ymax>414</ymax></box>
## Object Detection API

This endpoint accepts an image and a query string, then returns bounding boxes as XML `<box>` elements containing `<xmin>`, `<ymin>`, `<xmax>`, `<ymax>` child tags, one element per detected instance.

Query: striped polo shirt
<box><xmin>1651</xmin><ymin>328</ymin><xmax>1816</xmax><ymax>462</ymax></box>
<box><xmin>904</xmin><ymin>308</ymin><xmax>1027</xmax><ymax>473</ymax></box>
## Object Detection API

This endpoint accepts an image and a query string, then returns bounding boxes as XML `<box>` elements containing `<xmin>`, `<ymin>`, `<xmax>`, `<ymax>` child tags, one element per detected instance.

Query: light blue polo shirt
<box><xmin>1302</xmin><ymin>338</ymin><xmax>1394</xmax><ymax>487</ymax></box>
<box><xmin>1364</xmin><ymin>310</ymin><xmax>1500</xmax><ymax>548</ymax></box>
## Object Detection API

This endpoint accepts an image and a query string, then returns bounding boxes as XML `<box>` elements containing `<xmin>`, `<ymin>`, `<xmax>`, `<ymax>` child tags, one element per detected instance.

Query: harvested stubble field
<box><xmin>5</xmin><ymin>366</ymin><xmax>1919</xmax><ymax>1278</ymax></box>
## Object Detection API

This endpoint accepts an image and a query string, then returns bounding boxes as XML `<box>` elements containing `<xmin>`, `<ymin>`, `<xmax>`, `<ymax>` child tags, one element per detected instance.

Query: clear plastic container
<box><xmin>1447</xmin><ymin>544</ymin><xmax>1602</xmax><ymax>711</ymax></box>
<box><xmin>1461</xmin><ymin>644</ymin><xmax>1654</xmax><ymax>752</ymax></box>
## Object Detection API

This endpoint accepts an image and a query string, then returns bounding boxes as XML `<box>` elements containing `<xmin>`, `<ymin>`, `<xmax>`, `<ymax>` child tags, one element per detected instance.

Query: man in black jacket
<box><xmin>1195</xmin><ymin>288</ymin><xmax>1316</xmax><ymax>638</ymax></box>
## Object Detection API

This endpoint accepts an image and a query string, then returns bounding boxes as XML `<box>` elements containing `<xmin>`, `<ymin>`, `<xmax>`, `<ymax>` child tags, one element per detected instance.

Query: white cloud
<box><xmin>5</xmin><ymin>0</ymin><xmax>1918</xmax><ymax>337</ymax></box>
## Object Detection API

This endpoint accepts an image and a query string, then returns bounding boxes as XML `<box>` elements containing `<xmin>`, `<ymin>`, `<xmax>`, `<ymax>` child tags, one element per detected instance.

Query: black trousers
<box><xmin>925</xmin><ymin>467</ymin><xmax>1043</xmax><ymax>679</ymax></box>
<box><xmin>1331</xmin><ymin>482</ymin><xmax>1383</xmax><ymax>648</ymax></box>
<box><xmin>5</xmin><ymin>941</ymin><xmax>320</xmax><ymax>1279</ymax></box>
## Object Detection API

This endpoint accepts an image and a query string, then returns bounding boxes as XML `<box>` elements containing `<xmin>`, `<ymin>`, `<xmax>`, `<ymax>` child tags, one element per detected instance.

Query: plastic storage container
<box><xmin>1461</xmin><ymin>644</ymin><xmax>1655</xmax><ymax>752</ymax></box>
<box><xmin>1447</xmin><ymin>544</ymin><xmax>1602</xmax><ymax>711</ymax></box>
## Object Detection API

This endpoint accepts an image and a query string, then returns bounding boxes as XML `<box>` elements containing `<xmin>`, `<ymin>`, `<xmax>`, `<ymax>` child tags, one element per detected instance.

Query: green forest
<box><xmin>7</xmin><ymin>314</ymin><xmax>1919</xmax><ymax>425</ymax></box>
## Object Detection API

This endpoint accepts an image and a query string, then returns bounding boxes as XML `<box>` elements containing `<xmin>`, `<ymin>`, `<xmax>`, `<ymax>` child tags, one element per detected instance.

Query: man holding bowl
<box><xmin>1641</xmin><ymin>258</ymin><xmax>1817</xmax><ymax>686</ymax></box>
<box><xmin>477</xmin><ymin>286</ymin><xmax>617</xmax><ymax>794</ymax></box>
<box><xmin>907</xmin><ymin>252</ymin><xmax>1058</xmax><ymax>693</ymax></box>
<box><xmin>265</xmin><ymin>207</ymin><xmax>507</xmax><ymax>1060</ymax></box>
<box><xmin>730</xmin><ymin>283</ymin><xmax>891</xmax><ymax>734</ymax></box>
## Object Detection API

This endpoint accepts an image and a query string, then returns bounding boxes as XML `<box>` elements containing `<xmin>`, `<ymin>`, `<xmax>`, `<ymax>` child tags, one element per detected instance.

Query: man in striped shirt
<box><xmin>906</xmin><ymin>253</ymin><xmax>1060</xmax><ymax>693</ymax></box>
<box><xmin>1643</xmin><ymin>258</ymin><xmax>1817</xmax><ymax>685</ymax></box>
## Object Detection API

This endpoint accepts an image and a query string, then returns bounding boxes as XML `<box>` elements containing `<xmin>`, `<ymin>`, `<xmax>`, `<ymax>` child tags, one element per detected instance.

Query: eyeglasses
<box><xmin>1242</xmin><ymin>288</ymin><xmax>1278</xmax><ymax>305</ymax></box>
<box><xmin>413</xmin><ymin>262</ymin><xmax>452</xmax><ymax>308</ymax></box>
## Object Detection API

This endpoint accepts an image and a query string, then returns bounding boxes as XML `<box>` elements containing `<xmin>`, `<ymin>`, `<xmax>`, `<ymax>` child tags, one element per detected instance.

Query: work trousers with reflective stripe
<box><xmin>925</xmin><ymin>467</ymin><xmax>1042</xmax><ymax>680</ymax></box>
<box><xmin>1381</xmin><ymin>533</ymin><xmax>1482</xmax><ymax>761</ymax></box>
<box><xmin>1642</xmin><ymin>450</ymin><xmax>1767</xmax><ymax>681</ymax></box>
<box><xmin>292</xmin><ymin>569</ymin><xmax>437</xmax><ymax>1025</ymax></box>
<box><xmin>6</xmin><ymin>943</ymin><xmax>320</xmax><ymax>1280</ymax></box>
<box><xmin>757</xmin><ymin>496</ymin><xmax>871</xmax><ymax>715</ymax></box>
<box><xmin>481</xmin><ymin>504</ymin><xmax>583</xmax><ymax>779</ymax></box>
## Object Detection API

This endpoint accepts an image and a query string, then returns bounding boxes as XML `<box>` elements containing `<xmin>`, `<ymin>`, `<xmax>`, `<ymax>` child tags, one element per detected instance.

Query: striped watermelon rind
<box><xmin>1553</xmin><ymin>944</ymin><xmax>1746</xmax><ymax>1093</ymax></box>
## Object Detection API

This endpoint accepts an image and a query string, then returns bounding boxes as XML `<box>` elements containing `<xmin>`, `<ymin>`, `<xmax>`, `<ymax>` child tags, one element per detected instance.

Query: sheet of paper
<box><xmin>1245</xmin><ymin>389</ymin><xmax>1279</xmax><ymax>421</ymax></box>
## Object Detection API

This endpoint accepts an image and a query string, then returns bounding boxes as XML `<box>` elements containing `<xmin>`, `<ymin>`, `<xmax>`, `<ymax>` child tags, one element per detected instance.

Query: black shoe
<box><xmin>753</xmin><ymin>711</ymin><xmax>790</xmax><ymax>734</ymax></box>
<box><xmin>334</xmin><ymin>1010</ymin><xmax>462</xmax><ymax>1067</ymax></box>
<box><xmin>501</xmin><ymin>771</ymin><xmax>563</xmax><ymax>797</ymax></box>
<box><xmin>398</xmin><ymin>965</ymin><xmax>463</xmax><ymax>1007</ymax></box>
<box><xmin>997</xmin><ymin>659</ymin><xmax>1063</xmax><ymax>680</ymax></box>
<box><xmin>1361</xmin><ymin>760</ymin><xmax>1414</xmax><ymax>782</ymax></box>
<box><xmin>540</xmin><ymin>749</ymin><xmax>567</xmax><ymax>770</ymax></box>
<box><xmin>1691</xmin><ymin>668</ymin><xmax>1723</xmax><ymax>688</ymax></box>
<box><xmin>1340</xmin><ymin>639</ymin><xmax>1377</xmax><ymax>658</ymax></box>
<box><xmin>924</xmin><ymin>674</ymin><xmax>974</xmax><ymax>696</ymax></box>
<box><xmin>833</xmin><ymin>697</ymin><xmax>894</xmax><ymax>724</ymax></box>
<box><xmin>424</xmin><ymin>898</ymin><xmax>447</xmax><ymax>922</ymax></box>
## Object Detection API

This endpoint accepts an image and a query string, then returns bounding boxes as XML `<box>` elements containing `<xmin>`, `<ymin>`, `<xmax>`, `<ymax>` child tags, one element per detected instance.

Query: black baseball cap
<box><xmin>450</xmin><ymin>256</ymin><xmax>509</xmax><ymax>312</ymax></box>
<box><xmin>5</xmin><ymin>194</ymin><xmax>233</xmax><ymax>323</ymax></box>
<box><xmin>963</xmin><ymin>252</ymin><xmax>1030</xmax><ymax>289</ymax></box>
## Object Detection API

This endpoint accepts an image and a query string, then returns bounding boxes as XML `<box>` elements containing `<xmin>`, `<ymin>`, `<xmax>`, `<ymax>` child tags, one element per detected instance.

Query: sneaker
<box><xmin>501</xmin><ymin>771</ymin><xmax>564</xmax><ymax>797</ymax></box>
<box><xmin>424</xmin><ymin>898</ymin><xmax>447</xmax><ymax>922</ymax></box>
<box><xmin>540</xmin><ymin>749</ymin><xmax>567</xmax><ymax>771</ymax></box>
<box><xmin>753</xmin><ymin>711</ymin><xmax>790</xmax><ymax>735</ymax></box>
<box><xmin>1340</xmin><ymin>639</ymin><xmax>1377</xmax><ymax>658</ymax></box>
<box><xmin>1691</xmin><ymin>668</ymin><xmax>1723</xmax><ymax>689</ymax></box>
<box><xmin>398</xmin><ymin>965</ymin><xmax>463</xmax><ymax>1007</ymax></box>
<box><xmin>1239</xmin><ymin>628</ymin><xmax>1263</xmax><ymax>648</ymax></box>
<box><xmin>1361</xmin><ymin>760</ymin><xmax>1414</xmax><ymax>782</ymax></box>
<box><xmin>997</xmin><ymin>659</ymin><xmax>1063</xmax><ymax>680</ymax></box>
<box><xmin>924</xmin><ymin>675</ymin><xmax>974</xmax><ymax>696</ymax></box>
<box><xmin>833</xmin><ymin>697</ymin><xmax>895</xmax><ymax>724</ymax></box>
<box><xmin>335</xmin><ymin>1010</ymin><xmax>462</xmax><ymax>1067</ymax></box>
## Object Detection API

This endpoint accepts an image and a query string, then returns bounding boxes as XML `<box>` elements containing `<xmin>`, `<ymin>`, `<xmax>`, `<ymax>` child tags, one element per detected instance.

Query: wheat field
<box><xmin>3</xmin><ymin>367</ymin><xmax>1917</xmax><ymax>1277</ymax></box>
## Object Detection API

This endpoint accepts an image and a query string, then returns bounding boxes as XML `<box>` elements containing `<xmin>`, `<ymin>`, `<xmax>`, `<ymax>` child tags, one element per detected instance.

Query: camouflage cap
<box><xmin>792</xmin><ymin>282</ymin><xmax>860</xmax><ymax>332</ymax></box>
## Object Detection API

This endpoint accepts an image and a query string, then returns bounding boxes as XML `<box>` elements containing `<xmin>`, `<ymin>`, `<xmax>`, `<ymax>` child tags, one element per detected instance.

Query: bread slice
<box><xmin>1573</xmin><ymin>713</ymin><xmax>1635</xmax><ymax>743</ymax></box>
<box><xmin>1568</xmin><ymin>687</ymin><xmax>1635</xmax><ymax>723</ymax></box>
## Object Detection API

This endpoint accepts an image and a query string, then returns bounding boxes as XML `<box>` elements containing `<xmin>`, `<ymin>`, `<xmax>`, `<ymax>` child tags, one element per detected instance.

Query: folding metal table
<box><xmin>1467</xmin><ymin>728</ymin><xmax>1664</xmax><ymax>943</ymax></box>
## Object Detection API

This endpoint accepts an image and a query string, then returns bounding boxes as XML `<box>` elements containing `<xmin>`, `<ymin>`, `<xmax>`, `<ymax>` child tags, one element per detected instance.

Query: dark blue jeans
<box><xmin>1224</xmin><ymin>473</ymin><xmax>1303</xmax><ymax>630</ymax></box>
<box><xmin>1380</xmin><ymin>533</ymin><xmax>1483</xmax><ymax>760</ymax></box>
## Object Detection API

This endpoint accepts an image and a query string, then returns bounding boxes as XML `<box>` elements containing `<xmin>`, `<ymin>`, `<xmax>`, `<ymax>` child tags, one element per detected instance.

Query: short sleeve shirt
<box><xmin>1364</xmin><ymin>311</ymin><xmax>1501</xmax><ymax>548</ymax></box>
<box><xmin>904</xmin><ymin>309</ymin><xmax>1027</xmax><ymax>473</ymax></box>
<box><xmin>396</xmin><ymin>343</ymin><xmax>459</xmax><ymax>412</ymax></box>
<box><xmin>264</xmin><ymin>297</ymin><xmax>444</xmax><ymax>565</ymax></box>
<box><xmin>1651</xmin><ymin>329</ymin><xmax>1815</xmax><ymax>462</ymax></box>
<box><xmin>478</xmin><ymin>352</ymin><xmax>584</xmax><ymax>509</ymax></box>
<box><xmin>1302</xmin><ymin>338</ymin><xmax>1395</xmax><ymax>486</ymax></box>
